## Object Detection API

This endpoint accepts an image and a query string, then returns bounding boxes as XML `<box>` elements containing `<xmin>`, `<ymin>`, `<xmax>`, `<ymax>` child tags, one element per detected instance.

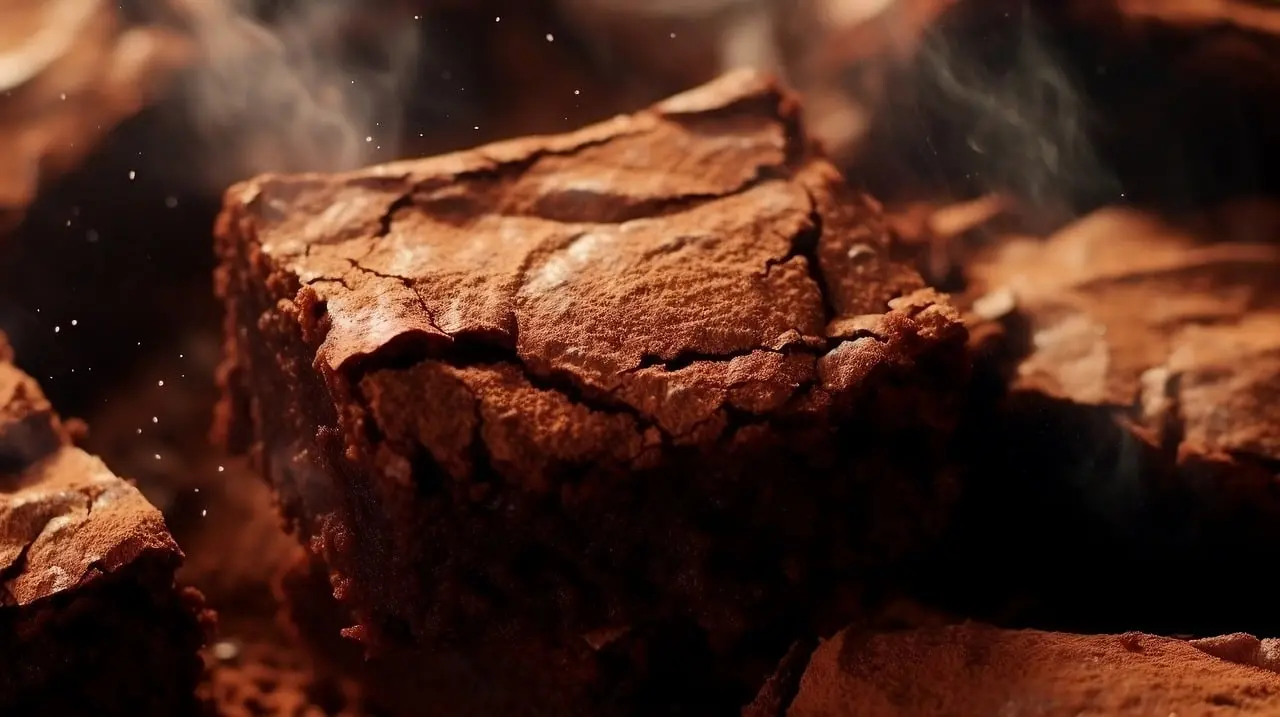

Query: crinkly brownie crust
<box><xmin>0</xmin><ymin>336</ymin><xmax>208</xmax><ymax>715</ymax></box>
<box><xmin>217</xmin><ymin>70</ymin><xmax>968</xmax><ymax>714</ymax></box>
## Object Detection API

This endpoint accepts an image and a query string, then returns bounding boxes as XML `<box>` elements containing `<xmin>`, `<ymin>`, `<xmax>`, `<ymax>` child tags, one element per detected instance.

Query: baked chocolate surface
<box><xmin>936</xmin><ymin>207</ymin><xmax>1280</xmax><ymax>634</ymax></box>
<box><xmin>216</xmin><ymin>70</ymin><xmax>969</xmax><ymax>715</ymax></box>
<box><xmin>969</xmin><ymin>207</ymin><xmax>1280</xmax><ymax>454</ymax></box>
<box><xmin>777</xmin><ymin>623</ymin><xmax>1280</xmax><ymax>717</ymax></box>
<box><xmin>0</xmin><ymin>333</ymin><xmax>209</xmax><ymax>716</ymax></box>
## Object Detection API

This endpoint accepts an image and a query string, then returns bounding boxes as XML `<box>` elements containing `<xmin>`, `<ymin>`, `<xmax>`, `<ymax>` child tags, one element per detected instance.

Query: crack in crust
<box><xmin>213</xmin><ymin>71</ymin><xmax>970</xmax><ymax>714</ymax></box>
<box><xmin>218</xmin><ymin>71</ymin><xmax>956</xmax><ymax>479</ymax></box>
<box><xmin>0</xmin><ymin>339</ymin><xmax>182</xmax><ymax>608</ymax></box>
<box><xmin>968</xmin><ymin>207</ymin><xmax>1280</xmax><ymax>465</ymax></box>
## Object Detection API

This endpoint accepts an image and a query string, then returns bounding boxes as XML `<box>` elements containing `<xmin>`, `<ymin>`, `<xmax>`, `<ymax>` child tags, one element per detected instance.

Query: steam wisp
<box><xmin>169</xmin><ymin>0</ymin><xmax>421</xmax><ymax>188</ymax></box>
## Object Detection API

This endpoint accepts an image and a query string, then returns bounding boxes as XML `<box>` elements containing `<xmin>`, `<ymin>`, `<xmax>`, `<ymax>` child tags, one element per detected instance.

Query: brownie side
<box><xmin>0</xmin><ymin>339</ymin><xmax>209</xmax><ymax>716</ymax></box>
<box><xmin>0</xmin><ymin>359</ymin><xmax>66</xmax><ymax>474</ymax></box>
<box><xmin>216</xmin><ymin>70</ymin><xmax>969</xmax><ymax>714</ymax></box>
<box><xmin>940</xmin><ymin>207</ymin><xmax>1280</xmax><ymax>633</ymax></box>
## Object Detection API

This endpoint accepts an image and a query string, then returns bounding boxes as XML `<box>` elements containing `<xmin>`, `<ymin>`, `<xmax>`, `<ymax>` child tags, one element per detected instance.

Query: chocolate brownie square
<box><xmin>215</xmin><ymin>70</ymin><xmax>969</xmax><ymax>715</ymax></box>
<box><xmin>0</xmin><ymin>334</ymin><xmax>209</xmax><ymax>715</ymax></box>
<box><xmin>948</xmin><ymin>207</ymin><xmax>1280</xmax><ymax>632</ymax></box>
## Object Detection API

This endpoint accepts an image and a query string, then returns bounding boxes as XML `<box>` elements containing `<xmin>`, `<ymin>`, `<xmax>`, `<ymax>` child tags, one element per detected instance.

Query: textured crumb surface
<box><xmin>0</xmin><ymin>332</ymin><xmax>208</xmax><ymax>716</ymax></box>
<box><xmin>1190</xmin><ymin>633</ymin><xmax>1280</xmax><ymax>675</ymax></box>
<box><xmin>964</xmin><ymin>208</ymin><xmax>1280</xmax><ymax>506</ymax></box>
<box><xmin>926</xmin><ymin>205</ymin><xmax>1280</xmax><ymax>634</ymax></box>
<box><xmin>216</xmin><ymin>69</ymin><xmax>969</xmax><ymax>715</ymax></box>
<box><xmin>968</xmin><ymin>206</ymin><xmax>1280</xmax><ymax>459</ymax></box>
<box><xmin>177</xmin><ymin>456</ymin><xmax>371</xmax><ymax>717</ymax></box>
<box><xmin>0</xmin><ymin>354</ymin><xmax>66</xmax><ymax>473</ymax></box>
<box><xmin>200</xmin><ymin>625</ymin><xmax>366</xmax><ymax>717</ymax></box>
<box><xmin>785</xmin><ymin>624</ymin><xmax>1280</xmax><ymax>717</ymax></box>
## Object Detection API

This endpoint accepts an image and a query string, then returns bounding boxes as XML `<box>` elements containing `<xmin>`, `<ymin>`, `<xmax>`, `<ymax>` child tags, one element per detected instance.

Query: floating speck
<box><xmin>53</xmin><ymin>326</ymin><xmax>60</xmax><ymax>333</ymax></box>
<box><xmin>152</xmin><ymin>416</ymin><xmax>158</xmax><ymax>424</ymax></box>
<box><xmin>365</xmin><ymin>136</ymin><xmax>372</xmax><ymax>142</ymax></box>
<box><xmin>574</xmin><ymin>89</ymin><xmax>580</xmax><ymax>95</ymax></box>
<box><xmin>545</xmin><ymin>33</ymin><xmax>554</xmax><ymax>42</ymax></box>
<box><xmin>201</xmin><ymin>509</ymin><xmax>208</xmax><ymax>517</ymax></box>
<box><xmin>670</xmin><ymin>32</ymin><xmax>677</xmax><ymax>39</ymax></box>
<box><xmin>59</xmin><ymin>93</ymin><xmax>66</xmax><ymax>100</ymax></box>
<box><xmin>154</xmin><ymin>454</ymin><xmax>162</xmax><ymax>461</ymax></box>
<box><xmin>157</xmin><ymin>380</ymin><xmax>165</xmax><ymax>387</ymax></box>
<box><xmin>217</xmin><ymin>466</ymin><xmax>225</xmax><ymax>473</ymax></box>
<box><xmin>128</xmin><ymin>170</ymin><xmax>136</xmax><ymax>180</ymax></box>
<box><xmin>211</xmin><ymin>641</ymin><xmax>239</xmax><ymax>662</ymax></box>
<box><xmin>70</xmin><ymin>319</ymin><xmax>77</xmax><ymax>326</ymax></box>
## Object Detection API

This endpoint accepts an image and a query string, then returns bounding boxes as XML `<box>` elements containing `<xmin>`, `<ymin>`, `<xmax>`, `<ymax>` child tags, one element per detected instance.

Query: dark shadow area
<box><xmin>850</xmin><ymin>1</ymin><xmax>1280</xmax><ymax>220</ymax></box>
<box><xmin>913</xmin><ymin>389</ymin><xmax>1280</xmax><ymax>638</ymax></box>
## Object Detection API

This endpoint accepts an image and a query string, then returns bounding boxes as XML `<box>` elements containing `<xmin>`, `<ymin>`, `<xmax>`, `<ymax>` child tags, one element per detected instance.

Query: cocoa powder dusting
<box><xmin>787</xmin><ymin>624</ymin><xmax>1280</xmax><ymax>717</ymax></box>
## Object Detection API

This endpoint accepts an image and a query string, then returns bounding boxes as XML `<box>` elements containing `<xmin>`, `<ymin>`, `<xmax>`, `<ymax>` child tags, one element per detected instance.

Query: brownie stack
<box><xmin>214</xmin><ymin>70</ymin><xmax>970</xmax><ymax>714</ymax></box>
<box><xmin>0</xmin><ymin>333</ymin><xmax>209</xmax><ymax>716</ymax></box>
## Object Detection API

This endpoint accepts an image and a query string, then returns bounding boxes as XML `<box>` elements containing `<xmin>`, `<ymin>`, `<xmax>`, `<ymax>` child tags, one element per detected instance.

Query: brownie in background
<box><xmin>915</xmin><ymin>206</ymin><xmax>1280</xmax><ymax>637</ymax></box>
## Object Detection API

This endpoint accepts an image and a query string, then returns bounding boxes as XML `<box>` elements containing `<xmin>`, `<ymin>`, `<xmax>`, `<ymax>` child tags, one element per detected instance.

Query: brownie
<box><xmin>0</xmin><ymin>334</ymin><xmax>209</xmax><ymax>715</ymax></box>
<box><xmin>215</xmin><ymin>70</ymin><xmax>969</xmax><ymax>715</ymax></box>
<box><xmin>0</xmin><ymin>2</ymin><xmax>191</xmax><ymax>232</ymax></box>
<box><xmin>968</xmin><ymin>207</ymin><xmax>1280</xmax><ymax>432</ymax></box>
<box><xmin>773</xmin><ymin>623</ymin><xmax>1280</xmax><ymax>716</ymax></box>
<box><xmin>943</xmin><ymin>207</ymin><xmax>1280</xmax><ymax>633</ymax></box>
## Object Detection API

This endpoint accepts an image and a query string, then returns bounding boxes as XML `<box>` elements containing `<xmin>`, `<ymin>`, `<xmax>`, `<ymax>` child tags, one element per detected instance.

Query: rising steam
<box><xmin>169</xmin><ymin>0</ymin><xmax>420</xmax><ymax>187</ymax></box>
<box><xmin>901</xmin><ymin>4</ymin><xmax>1121</xmax><ymax>211</ymax></box>
<box><xmin>913</xmin><ymin>5</ymin><xmax>1115</xmax><ymax>208</ymax></box>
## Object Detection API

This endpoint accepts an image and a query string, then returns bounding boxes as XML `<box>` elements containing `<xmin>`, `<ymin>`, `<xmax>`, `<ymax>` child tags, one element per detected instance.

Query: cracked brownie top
<box><xmin>219</xmin><ymin>70</ymin><xmax>965</xmax><ymax>487</ymax></box>
<box><xmin>0</xmin><ymin>337</ymin><xmax>180</xmax><ymax>607</ymax></box>
<box><xmin>967</xmin><ymin>207</ymin><xmax>1280</xmax><ymax>462</ymax></box>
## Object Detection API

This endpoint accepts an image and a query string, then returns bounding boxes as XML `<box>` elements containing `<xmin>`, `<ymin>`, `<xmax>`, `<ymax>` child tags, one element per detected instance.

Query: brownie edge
<box><xmin>217</xmin><ymin>70</ymin><xmax>969</xmax><ymax>715</ymax></box>
<box><xmin>0</xmin><ymin>334</ymin><xmax>209</xmax><ymax>716</ymax></box>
